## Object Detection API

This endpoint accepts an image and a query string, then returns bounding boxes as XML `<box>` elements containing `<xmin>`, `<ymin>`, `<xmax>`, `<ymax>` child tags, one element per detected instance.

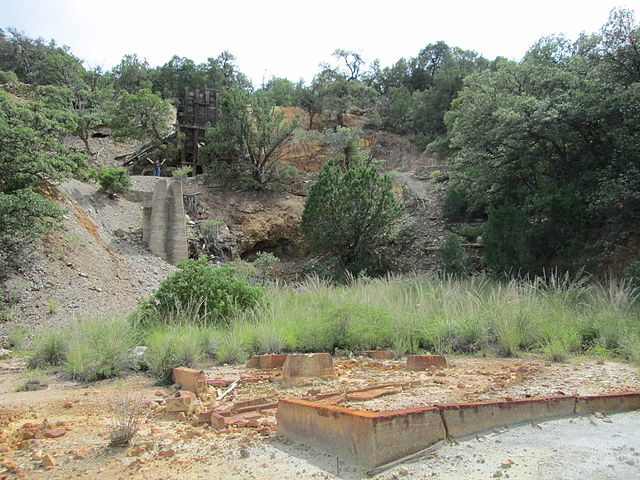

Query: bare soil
<box><xmin>0</xmin><ymin>354</ymin><xmax>638</xmax><ymax>479</ymax></box>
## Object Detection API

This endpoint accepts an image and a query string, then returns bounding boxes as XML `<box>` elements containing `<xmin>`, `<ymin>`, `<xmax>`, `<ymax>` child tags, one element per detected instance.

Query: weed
<box><xmin>6</xmin><ymin>325</ymin><xmax>28</xmax><ymax>350</ymax></box>
<box><xmin>107</xmin><ymin>393</ymin><xmax>147</xmax><ymax>447</ymax></box>
<box><xmin>64</xmin><ymin>318</ymin><xmax>136</xmax><ymax>382</ymax></box>
<box><xmin>47</xmin><ymin>298</ymin><xmax>59</xmax><ymax>314</ymax></box>
<box><xmin>28</xmin><ymin>329</ymin><xmax>69</xmax><ymax>368</ymax></box>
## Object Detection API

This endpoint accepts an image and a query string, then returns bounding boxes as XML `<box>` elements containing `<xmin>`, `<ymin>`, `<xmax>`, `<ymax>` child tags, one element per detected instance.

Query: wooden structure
<box><xmin>177</xmin><ymin>87</ymin><xmax>220</xmax><ymax>174</ymax></box>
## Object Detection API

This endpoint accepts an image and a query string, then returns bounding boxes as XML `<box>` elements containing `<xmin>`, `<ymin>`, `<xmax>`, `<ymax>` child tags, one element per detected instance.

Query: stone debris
<box><xmin>165</xmin><ymin>390</ymin><xmax>196</xmax><ymax>413</ymax></box>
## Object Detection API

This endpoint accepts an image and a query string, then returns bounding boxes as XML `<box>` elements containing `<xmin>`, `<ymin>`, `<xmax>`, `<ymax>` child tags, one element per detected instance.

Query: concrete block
<box><xmin>363</xmin><ymin>350</ymin><xmax>395</xmax><ymax>360</ymax></box>
<box><xmin>406</xmin><ymin>355</ymin><xmax>447</xmax><ymax>370</ymax></box>
<box><xmin>165</xmin><ymin>390</ymin><xmax>196</xmax><ymax>412</ymax></box>
<box><xmin>171</xmin><ymin>367</ymin><xmax>207</xmax><ymax>396</ymax></box>
<box><xmin>575</xmin><ymin>392</ymin><xmax>640</xmax><ymax>414</ymax></box>
<box><xmin>282</xmin><ymin>353</ymin><xmax>336</xmax><ymax>385</ymax></box>
<box><xmin>245</xmin><ymin>354</ymin><xmax>289</xmax><ymax>369</ymax></box>
<box><xmin>276</xmin><ymin>398</ymin><xmax>445</xmax><ymax>468</ymax></box>
<box><xmin>231</xmin><ymin>397</ymin><xmax>269</xmax><ymax>412</ymax></box>
<box><xmin>439</xmin><ymin>396</ymin><xmax>576</xmax><ymax>439</ymax></box>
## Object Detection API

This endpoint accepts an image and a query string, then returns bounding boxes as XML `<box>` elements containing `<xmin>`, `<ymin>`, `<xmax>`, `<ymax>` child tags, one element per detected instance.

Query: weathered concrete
<box><xmin>363</xmin><ymin>350</ymin><xmax>395</xmax><ymax>360</ymax></box>
<box><xmin>282</xmin><ymin>353</ymin><xmax>336</xmax><ymax>385</ymax></box>
<box><xmin>276</xmin><ymin>398</ymin><xmax>446</xmax><ymax>468</ymax></box>
<box><xmin>438</xmin><ymin>396</ymin><xmax>577</xmax><ymax>439</ymax></box>
<box><xmin>575</xmin><ymin>392</ymin><xmax>640</xmax><ymax>414</ymax></box>
<box><xmin>165</xmin><ymin>390</ymin><xmax>196</xmax><ymax>412</ymax></box>
<box><xmin>172</xmin><ymin>367</ymin><xmax>207</xmax><ymax>396</ymax></box>
<box><xmin>144</xmin><ymin>178</ymin><xmax>188</xmax><ymax>264</ymax></box>
<box><xmin>245</xmin><ymin>354</ymin><xmax>289</xmax><ymax>369</ymax></box>
<box><xmin>406</xmin><ymin>354</ymin><xmax>447</xmax><ymax>370</ymax></box>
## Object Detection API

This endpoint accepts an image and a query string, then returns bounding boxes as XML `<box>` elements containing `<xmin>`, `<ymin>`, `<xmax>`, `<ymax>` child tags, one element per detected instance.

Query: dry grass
<box><xmin>107</xmin><ymin>393</ymin><xmax>148</xmax><ymax>447</ymax></box>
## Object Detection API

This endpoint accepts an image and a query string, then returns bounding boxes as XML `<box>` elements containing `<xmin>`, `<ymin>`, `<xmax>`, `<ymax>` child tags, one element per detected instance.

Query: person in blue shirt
<box><xmin>147</xmin><ymin>157</ymin><xmax>166</xmax><ymax>177</ymax></box>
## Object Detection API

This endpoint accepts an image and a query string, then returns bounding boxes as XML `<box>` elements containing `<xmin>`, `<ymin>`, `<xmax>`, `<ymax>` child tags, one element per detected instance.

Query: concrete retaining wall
<box><xmin>277</xmin><ymin>392</ymin><xmax>640</xmax><ymax>468</ymax></box>
<box><xmin>438</xmin><ymin>396</ymin><xmax>576</xmax><ymax>439</ymax></box>
<box><xmin>575</xmin><ymin>392</ymin><xmax>640</xmax><ymax>414</ymax></box>
<box><xmin>276</xmin><ymin>398</ymin><xmax>445</xmax><ymax>468</ymax></box>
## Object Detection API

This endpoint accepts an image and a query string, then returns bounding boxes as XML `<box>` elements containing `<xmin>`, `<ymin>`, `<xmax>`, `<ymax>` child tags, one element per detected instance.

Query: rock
<box><xmin>398</xmin><ymin>466</ymin><xmax>409</xmax><ymax>476</ymax></box>
<box><xmin>73</xmin><ymin>449</ymin><xmax>90</xmax><ymax>459</ymax></box>
<box><xmin>63</xmin><ymin>401</ymin><xmax>73</xmax><ymax>409</ymax></box>
<box><xmin>176</xmin><ymin>412</ymin><xmax>186</xmax><ymax>422</ymax></box>
<box><xmin>114</xmin><ymin>228</ymin><xmax>126</xmax><ymax>238</ymax></box>
<box><xmin>43</xmin><ymin>428</ymin><xmax>66</xmax><ymax>438</ymax></box>
<box><xmin>158</xmin><ymin>448</ymin><xmax>175</xmax><ymax>458</ymax></box>
<box><xmin>0</xmin><ymin>348</ymin><xmax>11</xmax><ymax>359</ymax></box>
<box><xmin>239</xmin><ymin>448</ymin><xmax>250</xmax><ymax>458</ymax></box>
<box><xmin>41</xmin><ymin>453</ymin><xmax>55</xmax><ymax>468</ymax></box>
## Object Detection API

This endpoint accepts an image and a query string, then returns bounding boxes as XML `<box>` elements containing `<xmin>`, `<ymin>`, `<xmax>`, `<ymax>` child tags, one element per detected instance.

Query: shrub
<box><xmin>439</xmin><ymin>234</ymin><xmax>469</xmax><ymax>277</ymax></box>
<box><xmin>107</xmin><ymin>394</ymin><xmax>147</xmax><ymax>447</ymax></box>
<box><xmin>623</xmin><ymin>261</ymin><xmax>640</xmax><ymax>289</ymax></box>
<box><xmin>27</xmin><ymin>329</ymin><xmax>69</xmax><ymax>368</ymax></box>
<box><xmin>139</xmin><ymin>256</ymin><xmax>265</xmax><ymax>326</ymax></box>
<box><xmin>16</xmin><ymin>369</ymin><xmax>48</xmax><ymax>391</ymax></box>
<box><xmin>64</xmin><ymin>318</ymin><xmax>136</xmax><ymax>382</ymax></box>
<box><xmin>172</xmin><ymin>165</ymin><xmax>192</xmax><ymax>180</ymax></box>
<box><xmin>97</xmin><ymin>166</ymin><xmax>131</xmax><ymax>196</ymax></box>
<box><xmin>253</xmin><ymin>251</ymin><xmax>280</xmax><ymax>285</ymax></box>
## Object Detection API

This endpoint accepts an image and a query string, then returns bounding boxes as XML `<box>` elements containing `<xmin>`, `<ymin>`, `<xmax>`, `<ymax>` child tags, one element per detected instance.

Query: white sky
<box><xmin>1</xmin><ymin>0</ymin><xmax>637</xmax><ymax>86</ymax></box>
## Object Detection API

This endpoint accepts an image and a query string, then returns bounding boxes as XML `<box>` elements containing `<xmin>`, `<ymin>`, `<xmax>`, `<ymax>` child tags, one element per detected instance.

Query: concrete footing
<box><xmin>406</xmin><ymin>355</ymin><xmax>447</xmax><ymax>370</ymax></box>
<box><xmin>276</xmin><ymin>398</ymin><xmax>445</xmax><ymax>468</ymax></box>
<box><xmin>282</xmin><ymin>353</ymin><xmax>336</xmax><ymax>385</ymax></box>
<box><xmin>245</xmin><ymin>354</ymin><xmax>289</xmax><ymax>369</ymax></box>
<box><xmin>276</xmin><ymin>391</ymin><xmax>640</xmax><ymax>468</ymax></box>
<box><xmin>172</xmin><ymin>367</ymin><xmax>207</xmax><ymax>396</ymax></box>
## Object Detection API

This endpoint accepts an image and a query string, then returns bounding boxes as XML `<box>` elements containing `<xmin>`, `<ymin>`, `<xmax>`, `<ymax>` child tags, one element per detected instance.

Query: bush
<box><xmin>172</xmin><ymin>165</ymin><xmax>192</xmax><ymax>180</ymax></box>
<box><xmin>27</xmin><ymin>329</ymin><xmax>69</xmax><ymax>368</ymax></box>
<box><xmin>138</xmin><ymin>256</ymin><xmax>265</xmax><ymax>326</ymax></box>
<box><xmin>97</xmin><ymin>166</ymin><xmax>131</xmax><ymax>196</ymax></box>
<box><xmin>623</xmin><ymin>261</ymin><xmax>640</xmax><ymax>289</ymax></box>
<box><xmin>439</xmin><ymin>234</ymin><xmax>469</xmax><ymax>277</ymax></box>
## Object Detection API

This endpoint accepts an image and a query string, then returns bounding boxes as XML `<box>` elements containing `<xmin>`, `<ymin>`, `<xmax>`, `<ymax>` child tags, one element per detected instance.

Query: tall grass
<box><xmin>25</xmin><ymin>273</ymin><xmax>640</xmax><ymax>384</ymax></box>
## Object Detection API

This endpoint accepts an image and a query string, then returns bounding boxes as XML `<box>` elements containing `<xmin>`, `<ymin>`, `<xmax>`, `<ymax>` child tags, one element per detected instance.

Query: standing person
<box><xmin>147</xmin><ymin>157</ymin><xmax>166</xmax><ymax>177</ymax></box>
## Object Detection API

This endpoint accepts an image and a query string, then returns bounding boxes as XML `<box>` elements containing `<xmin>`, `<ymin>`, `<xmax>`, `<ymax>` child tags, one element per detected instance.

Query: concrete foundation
<box><xmin>276</xmin><ymin>398</ymin><xmax>446</xmax><ymax>468</ymax></box>
<box><xmin>438</xmin><ymin>396</ymin><xmax>577</xmax><ymax>439</ymax></box>
<box><xmin>407</xmin><ymin>355</ymin><xmax>447</xmax><ymax>370</ymax></box>
<box><xmin>172</xmin><ymin>367</ymin><xmax>207</xmax><ymax>396</ymax></box>
<box><xmin>575</xmin><ymin>392</ymin><xmax>640</xmax><ymax>414</ymax></box>
<box><xmin>282</xmin><ymin>353</ymin><xmax>336</xmax><ymax>385</ymax></box>
<box><xmin>245</xmin><ymin>354</ymin><xmax>289</xmax><ymax>369</ymax></box>
<box><xmin>276</xmin><ymin>390</ymin><xmax>640</xmax><ymax>468</ymax></box>
<box><xmin>144</xmin><ymin>179</ymin><xmax>188</xmax><ymax>264</ymax></box>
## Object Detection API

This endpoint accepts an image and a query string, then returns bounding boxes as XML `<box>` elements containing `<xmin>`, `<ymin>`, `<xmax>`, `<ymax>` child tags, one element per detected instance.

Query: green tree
<box><xmin>111</xmin><ymin>54</ymin><xmax>152</xmax><ymax>94</ymax></box>
<box><xmin>301</xmin><ymin>145</ymin><xmax>402</xmax><ymax>277</ymax></box>
<box><xmin>205</xmin><ymin>87</ymin><xmax>298</xmax><ymax>187</ymax></box>
<box><xmin>111</xmin><ymin>88</ymin><xmax>172</xmax><ymax>141</ymax></box>
<box><xmin>0</xmin><ymin>91</ymin><xmax>85</xmax><ymax>277</ymax></box>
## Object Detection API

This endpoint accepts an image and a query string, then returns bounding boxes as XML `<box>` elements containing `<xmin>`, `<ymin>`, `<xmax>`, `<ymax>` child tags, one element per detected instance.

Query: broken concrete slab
<box><xmin>165</xmin><ymin>390</ymin><xmax>196</xmax><ymax>413</ymax></box>
<box><xmin>282</xmin><ymin>353</ymin><xmax>336</xmax><ymax>385</ymax></box>
<box><xmin>575</xmin><ymin>392</ymin><xmax>640</xmax><ymax>414</ymax></box>
<box><xmin>245</xmin><ymin>354</ymin><xmax>288</xmax><ymax>369</ymax></box>
<box><xmin>438</xmin><ymin>396</ymin><xmax>577</xmax><ymax>439</ymax></box>
<box><xmin>363</xmin><ymin>350</ymin><xmax>395</xmax><ymax>360</ymax></box>
<box><xmin>276</xmin><ymin>398</ymin><xmax>446</xmax><ymax>468</ymax></box>
<box><xmin>172</xmin><ymin>367</ymin><xmax>207</xmax><ymax>396</ymax></box>
<box><xmin>406</xmin><ymin>354</ymin><xmax>447</xmax><ymax>370</ymax></box>
<box><xmin>346</xmin><ymin>386</ymin><xmax>403</xmax><ymax>401</ymax></box>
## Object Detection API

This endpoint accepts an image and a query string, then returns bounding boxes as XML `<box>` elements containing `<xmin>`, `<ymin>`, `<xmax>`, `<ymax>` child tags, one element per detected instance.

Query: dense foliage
<box><xmin>0</xmin><ymin>91</ymin><xmax>85</xmax><ymax>277</ymax></box>
<box><xmin>138</xmin><ymin>256</ymin><xmax>265</xmax><ymax>325</ymax></box>
<box><xmin>444</xmin><ymin>8</ymin><xmax>640</xmax><ymax>274</ymax></box>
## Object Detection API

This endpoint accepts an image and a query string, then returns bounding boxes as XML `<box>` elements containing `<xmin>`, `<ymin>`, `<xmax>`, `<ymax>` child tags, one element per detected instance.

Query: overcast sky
<box><xmin>1</xmin><ymin>0</ymin><xmax>636</xmax><ymax>85</ymax></box>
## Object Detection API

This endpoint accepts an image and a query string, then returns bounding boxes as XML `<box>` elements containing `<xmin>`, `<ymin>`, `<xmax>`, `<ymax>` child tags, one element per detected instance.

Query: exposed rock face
<box><xmin>282</xmin><ymin>353</ymin><xmax>336</xmax><ymax>385</ymax></box>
